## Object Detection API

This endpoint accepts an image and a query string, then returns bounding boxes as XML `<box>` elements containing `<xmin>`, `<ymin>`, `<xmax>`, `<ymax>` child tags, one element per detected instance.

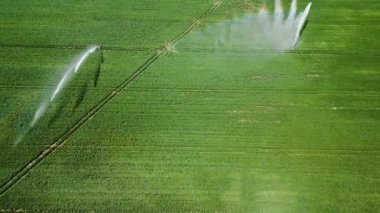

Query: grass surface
<box><xmin>0</xmin><ymin>0</ymin><xmax>379</xmax><ymax>211</ymax></box>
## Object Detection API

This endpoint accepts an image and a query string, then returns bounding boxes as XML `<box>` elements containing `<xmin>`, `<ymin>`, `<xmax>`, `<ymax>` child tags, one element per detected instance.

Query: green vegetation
<box><xmin>0</xmin><ymin>0</ymin><xmax>379</xmax><ymax>211</ymax></box>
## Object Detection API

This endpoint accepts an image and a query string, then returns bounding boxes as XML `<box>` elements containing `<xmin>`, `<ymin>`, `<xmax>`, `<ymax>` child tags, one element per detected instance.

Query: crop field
<box><xmin>0</xmin><ymin>0</ymin><xmax>379</xmax><ymax>212</ymax></box>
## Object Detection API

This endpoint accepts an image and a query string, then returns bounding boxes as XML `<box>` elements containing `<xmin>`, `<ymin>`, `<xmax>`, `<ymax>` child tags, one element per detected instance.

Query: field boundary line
<box><xmin>0</xmin><ymin>43</ymin><xmax>155</xmax><ymax>52</ymax></box>
<box><xmin>1</xmin><ymin>44</ymin><xmax>378</xmax><ymax>55</ymax></box>
<box><xmin>0</xmin><ymin>0</ymin><xmax>222</xmax><ymax>197</ymax></box>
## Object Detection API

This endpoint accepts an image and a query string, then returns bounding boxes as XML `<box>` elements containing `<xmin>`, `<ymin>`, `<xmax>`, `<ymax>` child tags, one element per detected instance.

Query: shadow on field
<box><xmin>73</xmin><ymin>84</ymin><xmax>89</xmax><ymax>112</ymax></box>
<box><xmin>47</xmin><ymin>102</ymin><xmax>66</xmax><ymax>127</ymax></box>
<box><xmin>93</xmin><ymin>62</ymin><xmax>101</xmax><ymax>87</ymax></box>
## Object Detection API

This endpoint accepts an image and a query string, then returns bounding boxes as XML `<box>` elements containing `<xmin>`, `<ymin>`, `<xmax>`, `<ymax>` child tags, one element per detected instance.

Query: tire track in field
<box><xmin>0</xmin><ymin>43</ymin><xmax>153</xmax><ymax>52</ymax></box>
<box><xmin>0</xmin><ymin>0</ymin><xmax>222</xmax><ymax>197</ymax></box>
<box><xmin>1</xmin><ymin>43</ymin><xmax>378</xmax><ymax>55</ymax></box>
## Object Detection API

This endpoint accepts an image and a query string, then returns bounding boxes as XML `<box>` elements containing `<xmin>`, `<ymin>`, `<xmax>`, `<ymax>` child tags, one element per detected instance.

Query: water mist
<box><xmin>14</xmin><ymin>45</ymin><xmax>100</xmax><ymax>145</ymax></box>
<box><xmin>181</xmin><ymin>0</ymin><xmax>312</xmax><ymax>51</ymax></box>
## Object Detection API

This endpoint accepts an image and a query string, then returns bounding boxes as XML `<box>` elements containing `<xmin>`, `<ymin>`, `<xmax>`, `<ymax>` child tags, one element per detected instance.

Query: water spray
<box><xmin>14</xmin><ymin>45</ymin><xmax>102</xmax><ymax>146</ymax></box>
<box><xmin>74</xmin><ymin>46</ymin><xmax>98</xmax><ymax>73</ymax></box>
<box><xmin>30</xmin><ymin>45</ymin><xmax>100</xmax><ymax>128</ymax></box>
<box><xmin>256</xmin><ymin>0</ymin><xmax>312</xmax><ymax>50</ymax></box>
<box><xmin>182</xmin><ymin>0</ymin><xmax>312</xmax><ymax>52</ymax></box>
<box><xmin>293</xmin><ymin>2</ymin><xmax>312</xmax><ymax>49</ymax></box>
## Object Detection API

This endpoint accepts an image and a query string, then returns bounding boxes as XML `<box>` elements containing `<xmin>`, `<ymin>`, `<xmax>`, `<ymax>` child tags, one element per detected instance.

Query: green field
<box><xmin>0</xmin><ymin>0</ymin><xmax>379</xmax><ymax>211</ymax></box>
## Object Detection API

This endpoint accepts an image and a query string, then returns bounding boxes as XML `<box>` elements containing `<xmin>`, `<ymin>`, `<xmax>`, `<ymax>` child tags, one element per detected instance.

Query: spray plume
<box><xmin>181</xmin><ymin>0</ymin><xmax>312</xmax><ymax>51</ymax></box>
<box><xmin>12</xmin><ymin>45</ymin><xmax>100</xmax><ymax>146</ymax></box>
<box><xmin>30</xmin><ymin>45</ymin><xmax>100</xmax><ymax>128</ymax></box>
<box><xmin>255</xmin><ymin>0</ymin><xmax>312</xmax><ymax>50</ymax></box>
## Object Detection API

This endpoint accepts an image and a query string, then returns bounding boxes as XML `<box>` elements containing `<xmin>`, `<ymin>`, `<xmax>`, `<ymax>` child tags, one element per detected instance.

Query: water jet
<box><xmin>181</xmin><ymin>0</ymin><xmax>312</xmax><ymax>52</ymax></box>
<box><xmin>14</xmin><ymin>45</ymin><xmax>101</xmax><ymax>146</ymax></box>
<box><xmin>31</xmin><ymin>45</ymin><xmax>100</xmax><ymax>127</ymax></box>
